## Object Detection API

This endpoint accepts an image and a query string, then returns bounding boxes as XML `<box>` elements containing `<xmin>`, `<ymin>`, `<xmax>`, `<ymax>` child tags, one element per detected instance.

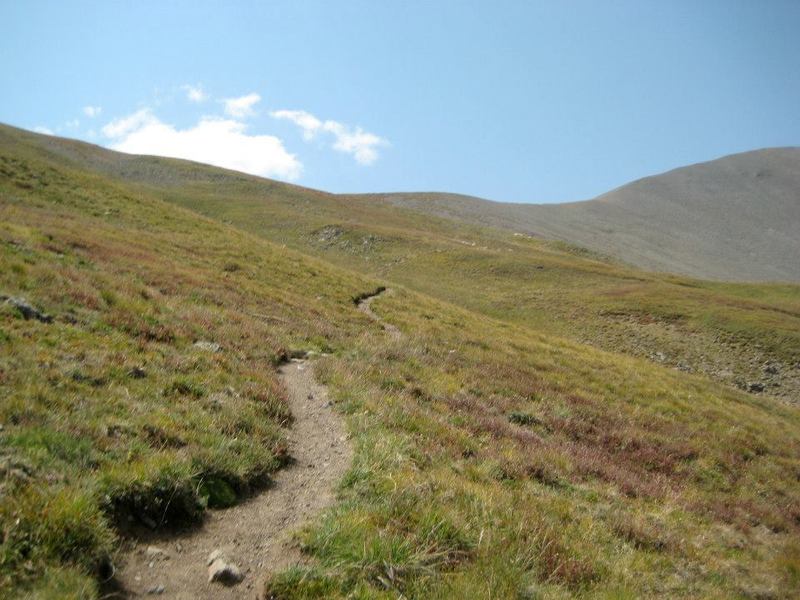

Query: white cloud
<box><xmin>183</xmin><ymin>84</ymin><xmax>208</xmax><ymax>103</ymax></box>
<box><xmin>270</xmin><ymin>109</ymin><xmax>322</xmax><ymax>141</ymax></box>
<box><xmin>324</xmin><ymin>121</ymin><xmax>386</xmax><ymax>165</ymax></box>
<box><xmin>102</xmin><ymin>109</ymin><xmax>301</xmax><ymax>180</ymax></box>
<box><xmin>33</xmin><ymin>126</ymin><xmax>54</xmax><ymax>135</ymax></box>
<box><xmin>65</xmin><ymin>119</ymin><xmax>80</xmax><ymax>129</ymax></box>
<box><xmin>271</xmin><ymin>109</ymin><xmax>387</xmax><ymax>165</ymax></box>
<box><xmin>222</xmin><ymin>93</ymin><xmax>261</xmax><ymax>118</ymax></box>
<box><xmin>101</xmin><ymin>108</ymin><xmax>156</xmax><ymax>138</ymax></box>
<box><xmin>83</xmin><ymin>105</ymin><xmax>102</xmax><ymax>118</ymax></box>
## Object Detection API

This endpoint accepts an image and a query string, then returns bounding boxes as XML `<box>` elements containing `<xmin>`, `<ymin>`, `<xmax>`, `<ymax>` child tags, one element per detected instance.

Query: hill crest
<box><xmin>376</xmin><ymin>147</ymin><xmax>800</xmax><ymax>282</ymax></box>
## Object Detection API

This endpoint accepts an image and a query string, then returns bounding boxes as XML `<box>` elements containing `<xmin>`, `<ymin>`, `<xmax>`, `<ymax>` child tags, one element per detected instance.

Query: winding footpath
<box><xmin>114</xmin><ymin>288</ymin><xmax>397</xmax><ymax>598</ymax></box>
<box><xmin>356</xmin><ymin>287</ymin><xmax>402</xmax><ymax>341</ymax></box>
<box><xmin>114</xmin><ymin>359</ymin><xmax>352</xmax><ymax>599</ymax></box>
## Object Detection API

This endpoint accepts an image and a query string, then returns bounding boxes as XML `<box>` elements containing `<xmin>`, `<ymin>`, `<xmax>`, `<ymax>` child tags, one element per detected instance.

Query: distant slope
<box><xmin>3</xmin><ymin>123</ymin><xmax>799</xmax><ymax>404</ymax></box>
<box><xmin>375</xmin><ymin>148</ymin><xmax>800</xmax><ymax>282</ymax></box>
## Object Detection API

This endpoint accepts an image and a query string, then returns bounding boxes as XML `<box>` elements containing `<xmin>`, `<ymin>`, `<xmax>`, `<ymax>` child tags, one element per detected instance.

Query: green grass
<box><xmin>117</xmin><ymin>150</ymin><xmax>800</xmax><ymax>401</ymax></box>
<box><xmin>1</xmin><ymin>123</ymin><xmax>800</xmax><ymax>598</ymax></box>
<box><xmin>0</xmin><ymin>130</ymin><xmax>378</xmax><ymax>595</ymax></box>
<box><xmin>270</xmin><ymin>289</ymin><xmax>800</xmax><ymax>598</ymax></box>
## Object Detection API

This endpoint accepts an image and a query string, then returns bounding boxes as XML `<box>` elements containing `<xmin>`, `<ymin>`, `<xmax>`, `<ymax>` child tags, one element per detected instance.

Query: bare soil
<box><xmin>112</xmin><ymin>359</ymin><xmax>352</xmax><ymax>599</ymax></box>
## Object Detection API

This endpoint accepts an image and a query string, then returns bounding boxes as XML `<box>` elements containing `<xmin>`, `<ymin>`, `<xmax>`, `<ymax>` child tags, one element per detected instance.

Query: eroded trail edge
<box><xmin>115</xmin><ymin>359</ymin><xmax>352</xmax><ymax>599</ymax></box>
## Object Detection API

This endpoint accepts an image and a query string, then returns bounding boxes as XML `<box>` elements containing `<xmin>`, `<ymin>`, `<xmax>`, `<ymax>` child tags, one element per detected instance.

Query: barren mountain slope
<box><xmin>376</xmin><ymin>148</ymin><xmax>800</xmax><ymax>281</ymax></box>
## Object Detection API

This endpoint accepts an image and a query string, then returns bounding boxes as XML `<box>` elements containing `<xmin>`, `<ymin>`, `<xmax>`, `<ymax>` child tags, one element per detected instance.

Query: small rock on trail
<box><xmin>207</xmin><ymin>550</ymin><xmax>243</xmax><ymax>585</ymax></box>
<box><xmin>145</xmin><ymin>546</ymin><xmax>169</xmax><ymax>560</ymax></box>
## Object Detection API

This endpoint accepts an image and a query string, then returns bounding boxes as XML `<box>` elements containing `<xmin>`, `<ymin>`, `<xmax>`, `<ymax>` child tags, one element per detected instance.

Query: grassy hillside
<box><xmin>0</xmin><ymin>130</ymin><xmax>378</xmax><ymax>596</ymax></box>
<box><xmin>2</xmin><ymin>124</ymin><xmax>800</xmax><ymax>598</ymax></box>
<box><xmin>55</xmin><ymin>124</ymin><xmax>795</xmax><ymax>403</ymax></box>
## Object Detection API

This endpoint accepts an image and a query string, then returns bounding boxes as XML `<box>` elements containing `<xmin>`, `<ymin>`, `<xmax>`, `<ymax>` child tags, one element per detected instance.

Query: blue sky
<box><xmin>2</xmin><ymin>1</ymin><xmax>799</xmax><ymax>203</ymax></box>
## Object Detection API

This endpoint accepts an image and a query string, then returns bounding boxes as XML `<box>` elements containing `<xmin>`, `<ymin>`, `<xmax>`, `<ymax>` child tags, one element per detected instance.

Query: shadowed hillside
<box><xmin>375</xmin><ymin>148</ymin><xmax>800</xmax><ymax>282</ymax></box>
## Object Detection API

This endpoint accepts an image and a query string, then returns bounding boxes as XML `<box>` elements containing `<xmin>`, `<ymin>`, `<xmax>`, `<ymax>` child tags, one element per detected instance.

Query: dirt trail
<box><xmin>114</xmin><ymin>359</ymin><xmax>352</xmax><ymax>599</ymax></box>
<box><xmin>357</xmin><ymin>288</ymin><xmax>401</xmax><ymax>341</ymax></box>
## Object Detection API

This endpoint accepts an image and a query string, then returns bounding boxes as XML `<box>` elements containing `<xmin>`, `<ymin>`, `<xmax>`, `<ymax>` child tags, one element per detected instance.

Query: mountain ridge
<box><xmin>372</xmin><ymin>147</ymin><xmax>800</xmax><ymax>282</ymax></box>
<box><xmin>6</xmin><ymin>122</ymin><xmax>798</xmax><ymax>282</ymax></box>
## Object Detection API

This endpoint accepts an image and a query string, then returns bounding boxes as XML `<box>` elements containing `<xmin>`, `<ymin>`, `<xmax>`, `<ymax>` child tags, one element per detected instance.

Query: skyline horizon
<box><xmin>2</xmin><ymin>1</ymin><xmax>799</xmax><ymax>204</ymax></box>
<box><xmin>9</xmin><ymin>120</ymin><xmax>798</xmax><ymax>206</ymax></box>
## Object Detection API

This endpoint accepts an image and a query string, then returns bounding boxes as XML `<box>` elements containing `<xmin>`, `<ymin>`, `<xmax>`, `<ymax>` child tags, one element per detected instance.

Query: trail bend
<box><xmin>114</xmin><ymin>359</ymin><xmax>352</xmax><ymax>599</ymax></box>
<box><xmin>356</xmin><ymin>287</ymin><xmax>402</xmax><ymax>341</ymax></box>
